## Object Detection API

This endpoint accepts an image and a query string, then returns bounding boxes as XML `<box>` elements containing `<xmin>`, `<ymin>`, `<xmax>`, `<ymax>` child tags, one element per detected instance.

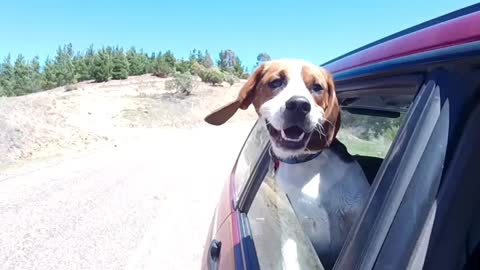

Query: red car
<box><xmin>202</xmin><ymin>4</ymin><xmax>480</xmax><ymax>270</ymax></box>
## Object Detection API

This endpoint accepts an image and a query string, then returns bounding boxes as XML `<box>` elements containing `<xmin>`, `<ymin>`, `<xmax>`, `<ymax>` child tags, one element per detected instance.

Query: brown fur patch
<box><xmin>303</xmin><ymin>65</ymin><xmax>340</xmax><ymax>150</ymax></box>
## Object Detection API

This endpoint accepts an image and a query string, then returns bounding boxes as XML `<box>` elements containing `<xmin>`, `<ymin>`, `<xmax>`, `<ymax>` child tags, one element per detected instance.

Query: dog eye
<box><xmin>268</xmin><ymin>78</ymin><xmax>284</xmax><ymax>89</ymax></box>
<box><xmin>311</xmin><ymin>84</ymin><xmax>324</xmax><ymax>93</ymax></box>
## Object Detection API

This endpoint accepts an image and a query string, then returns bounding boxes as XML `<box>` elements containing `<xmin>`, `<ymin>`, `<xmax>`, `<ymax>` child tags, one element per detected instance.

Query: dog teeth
<box><xmin>281</xmin><ymin>130</ymin><xmax>305</xmax><ymax>142</ymax></box>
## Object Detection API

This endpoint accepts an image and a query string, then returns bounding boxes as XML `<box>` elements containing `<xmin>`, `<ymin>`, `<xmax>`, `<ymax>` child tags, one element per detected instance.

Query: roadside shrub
<box><xmin>240</xmin><ymin>73</ymin><xmax>249</xmax><ymax>79</ymax></box>
<box><xmin>64</xmin><ymin>84</ymin><xmax>78</xmax><ymax>92</ymax></box>
<box><xmin>153</xmin><ymin>60</ymin><xmax>174</xmax><ymax>78</ymax></box>
<box><xmin>223</xmin><ymin>72</ymin><xmax>238</xmax><ymax>86</ymax></box>
<box><xmin>190</xmin><ymin>61</ymin><xmax>205</xmax><ymax>77</ymax></box>
<box><xmin>199</xmin><ymin>68</ymin><xmax>224</xmax><ymax>86</ymax></box>
<box><xmin>165</xmin><ymin>73</ymin><xmax>197</xmax><ymax>96</ymax></box>
<box><xmin>175</xmin><ymin>60</ymin><xmax>191</xmax><ymax>74</ymax></box>
<box><xmin>383</xmin><ymin>125</ymin><xmax>399</xmax><ymax>142</ymax></box>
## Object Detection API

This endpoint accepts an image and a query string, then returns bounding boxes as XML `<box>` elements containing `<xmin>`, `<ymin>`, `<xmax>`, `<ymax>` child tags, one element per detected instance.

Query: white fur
<box><xmin>275</xmin><ymin>149</ymin><xmax>370</xmax><ymax>269</ymax></box>
<box><xmin>259</xmin><ymin>59</ymin><xmax>325</xmax><ymax>159</ymax></box>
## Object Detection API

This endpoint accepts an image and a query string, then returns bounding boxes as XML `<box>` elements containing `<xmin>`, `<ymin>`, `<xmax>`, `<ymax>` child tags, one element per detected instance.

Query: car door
<box><xmin>202</xmin><ymin>120</ymin><xmax>270</xmax><ymax>270</ymax></box>
<box><xmin>334</xmin><ymin>67</ymin><xmax>480</xmax><ymax>270</ymax></box>
<box><xmin>233</xmin><ymin>73</ymin><xmax>421</xmax><ymax>269</ymax></box>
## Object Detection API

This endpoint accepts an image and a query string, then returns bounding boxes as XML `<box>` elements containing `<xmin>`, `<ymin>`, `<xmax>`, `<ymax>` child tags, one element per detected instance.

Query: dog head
<box><xmin>205</xmin><ymin>59</ymin><xmax>340</xmax><ymax>159</ymax></box>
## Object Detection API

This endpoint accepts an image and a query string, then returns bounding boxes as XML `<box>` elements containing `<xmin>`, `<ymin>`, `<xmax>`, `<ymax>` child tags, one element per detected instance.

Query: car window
<box><xmin>245</xmin><ymin>93</ymin><xmax>413</xmax><ymax>269</ymax></box>
<box><xmin>337</xmin><ymin>109</ymin><xmax>405</xmax><ymax>159</ymax></box>
<box><xmin>247</xmin><ymin>164</ymin><xmax>325</xmax><ymax>270</ymax></box>
<box><xmin>233</xmin><ymin>120</ymin><xmax>270</xmax><ymax>202</ymax></box>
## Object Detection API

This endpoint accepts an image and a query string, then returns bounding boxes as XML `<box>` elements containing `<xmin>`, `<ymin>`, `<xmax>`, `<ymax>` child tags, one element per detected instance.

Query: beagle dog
<box><xmin>205</xmin><ymin>59</ymin><xmax>370</xmax><ymax>269</ymax></box>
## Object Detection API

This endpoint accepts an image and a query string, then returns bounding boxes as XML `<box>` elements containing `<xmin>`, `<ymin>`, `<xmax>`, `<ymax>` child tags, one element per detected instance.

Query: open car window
<box><xmin>242</xmin><ymin>89</ymin><xmax>416</xmax><ymax>269</ymax></box>
<box><xmin>337</xmin><ymin>109</ymin><xmax>405</xmax><ymax>159</ymax></box>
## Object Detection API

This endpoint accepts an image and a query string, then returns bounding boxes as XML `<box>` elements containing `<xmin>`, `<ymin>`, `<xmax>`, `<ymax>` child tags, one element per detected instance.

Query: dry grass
<box><xmin>120</xmin><ymin>82</ymin><xmax>255</xmax><ymax>128</ymax></box>
<box><xmin>0</xmin><ymin>74</ymin><xmax>257</xmax><ymax>168</ymax></box>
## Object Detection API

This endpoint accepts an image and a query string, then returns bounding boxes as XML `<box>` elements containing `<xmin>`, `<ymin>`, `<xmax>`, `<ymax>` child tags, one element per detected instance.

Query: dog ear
<box><xmin>307</xmin><ymin>69</ymin><xmax>341</xmax><ymax>149</ymax></box>
<box><xmin>204</xmin><ymin>63</ymin><xmax>266</xmax><ymax>126</ymax></box>
<box><xmin>324</xmin><ymin>73</ymin><xmax>341</xmax><ymax>144</ymax></box>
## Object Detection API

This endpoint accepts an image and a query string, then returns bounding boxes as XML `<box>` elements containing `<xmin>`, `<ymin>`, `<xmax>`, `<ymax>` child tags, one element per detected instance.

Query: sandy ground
<box><xmin>0</xmin><ymin>75</ymin><xmax>258</xmax><ymax>269</ymax></box>
<box><xmin>0</xmin><ymin>122</ymin><xmax>255</xmax><ymax>270</ymax></box>
<box><xmin>0</xmin><ymin>74</ymin><xmax>256</xmax><ymax>169</ymax></box>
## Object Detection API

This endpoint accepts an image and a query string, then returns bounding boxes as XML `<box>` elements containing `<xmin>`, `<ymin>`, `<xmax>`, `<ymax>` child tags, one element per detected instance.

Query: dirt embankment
<box><xmin>0</xmin><ymin>74</ymin><xmax>257</xmax><ymax>168</ymax></box>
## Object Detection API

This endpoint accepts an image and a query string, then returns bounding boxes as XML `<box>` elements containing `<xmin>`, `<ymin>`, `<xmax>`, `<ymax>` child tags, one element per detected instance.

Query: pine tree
<box><xmin>196</xmin><ymin>50</ymin><xmax>203</xmax><ymax>63</ymax></box>
<box><xmin>136</xmin><ymin>50</ymin><xmax>149</xmax><ymax>74</ymax></box>
<box><xmin>92</xmin><ymin>49</ymin><xmax>112</xmax><ymax>82</ymax></box>
<box><xmin>217</xmin><ymin>49</ymin><xmax>237</xmax><ymax>73</ymax></box>
<box><xmin>0</xmin><ymin>54</ymin><xmax>14</xmax><ymax>96</ymax></box>
<box><xmin>42</xmin><ymin>57</ymin><xmax>58</xmax><ymax>90</ymax></box>
<box><xmin>233</xmin><ymin>56</ymin><xmax>246</xmax><ymax>78</ymax></box>
<box><xmin>73</xmin><ymin>53</ymin><xmax>90</xmax><ymax>82</ymax></box>
<box><xmin>105</xmin><ymin>46</ymin><xmax>114</xmax><ymax>57</ymax></box>
<box><xmin>189</xmin><ymin>49</ymin><xmax>198</xmax><ymax>62</ymax></box>
<box><xmin>256</xmin><ymin>53</ymin><xmax>271</xmax><ymax>67</ymax></box>
<box><xmin>85</xmin><ymin>44</ymin><xmax>96</xmax><ymax>78</ymax></box>
<box><xmin>54</xmin><ymin>43</ymin><xmax>76</xmax><ymax>86</ymax></box>
<box><xmin>162</xmin><ymin>50</ymin><xmax>176</xmax><ymax>69</ymax></box>
<box><xmin>111</xmin><ymin>49</ymin><xmax>129</xmax><ymax>80</ymax></box>
<box><xmin>126</xmin><ymin>47</ymin><xmax>146</xmax><ymax>76</ymax></box>
<box><xmin>13</xmin><ymin>54</ymin><xmax>31</xmax><ymax>95</ymax></box>
<box><xmin>30</xmin><ymin>55</ymin><xmax>42</xmax><ymax>92</ymax></box>
<box><xmin>145</xmin><ymin>52</ymin><xmax>156</xmax><ymax>73</ymax></box>
<box><xmin>202</xmin><ymin>50</ymin><xmax>214</xmax><ymax>68</ymax></box>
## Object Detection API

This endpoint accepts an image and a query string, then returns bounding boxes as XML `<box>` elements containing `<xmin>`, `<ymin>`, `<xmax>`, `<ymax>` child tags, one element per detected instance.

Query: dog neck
<box><xmin>269</xmin><ymin>138</ymin><xmax>355</xmax><ymax>171</ymax></box>
<box><xmin>269</xmin><ymin>147</ymin><xmax>322</xmax><ymax>171</ymax></box>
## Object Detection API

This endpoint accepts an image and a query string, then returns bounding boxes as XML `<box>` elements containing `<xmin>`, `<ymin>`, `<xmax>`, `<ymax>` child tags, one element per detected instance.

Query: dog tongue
<box><xmin>283</xmin><ymin>126</ymin><xmax>304</xmax><ymax>139</ymax></box>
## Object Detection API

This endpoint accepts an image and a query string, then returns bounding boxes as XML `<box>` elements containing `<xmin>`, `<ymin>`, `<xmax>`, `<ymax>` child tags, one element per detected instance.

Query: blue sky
<box><xmin>1</xmin><ymin>0</ymin><xmax>478</xmax><ymax>71</ymax></box>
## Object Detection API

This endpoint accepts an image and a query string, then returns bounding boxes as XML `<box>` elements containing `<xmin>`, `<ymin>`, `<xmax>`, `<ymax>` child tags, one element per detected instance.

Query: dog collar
<box><xmin>269</xmin><ymin>148</ymin><xmax>322</xmax><ymax>171</ymax></box>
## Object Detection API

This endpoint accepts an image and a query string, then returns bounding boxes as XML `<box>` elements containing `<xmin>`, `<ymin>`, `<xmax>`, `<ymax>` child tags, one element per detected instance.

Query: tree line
<box><xmin>0</xmin><ymin>43</ymin><xmax>272</xmax><ymax>97</ymax></box>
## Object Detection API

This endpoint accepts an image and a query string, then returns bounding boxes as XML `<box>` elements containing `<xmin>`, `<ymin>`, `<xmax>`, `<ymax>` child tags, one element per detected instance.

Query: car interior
<box><xmin>337</xmin><ymin>93</ymin><xmax>415</xmax><ymax>185</ymax></box>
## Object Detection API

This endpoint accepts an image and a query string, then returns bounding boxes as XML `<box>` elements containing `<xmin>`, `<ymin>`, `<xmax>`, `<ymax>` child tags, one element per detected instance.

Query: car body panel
<box><xmin>202</xmin><ymin>3</ymin><xmax>480</xmax><ymax>270</ymax></box>
<box><xmin>217</xmin><ymin>215</ymin><xmax>237</xmax><ymax>270</ymax></box>
<box><xmin>323</xmin><ymin>6</ymin><xmax>480</xmax><ymax>74</ymax></box>
<box><xmin>216</xmin><ymin>171</ymin><xmax>235</xmax><ymax>235</ymax></box>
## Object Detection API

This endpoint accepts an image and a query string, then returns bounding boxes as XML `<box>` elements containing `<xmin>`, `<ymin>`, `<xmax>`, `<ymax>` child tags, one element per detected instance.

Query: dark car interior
<box><xmin>337</xmin><ymin>92</ymin><xmax>414</xmax><ymax>185</ymax></box>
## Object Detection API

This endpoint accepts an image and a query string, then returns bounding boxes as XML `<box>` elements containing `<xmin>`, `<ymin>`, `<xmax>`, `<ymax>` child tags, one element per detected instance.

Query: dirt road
<box><xmin>0</xmin><ymin>121</ymin><xmax>255</xmax><ymax>270</ymax></box>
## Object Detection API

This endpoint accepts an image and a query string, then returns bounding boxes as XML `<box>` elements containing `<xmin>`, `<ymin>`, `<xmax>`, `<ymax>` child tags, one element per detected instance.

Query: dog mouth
<box><xmin>266</xmin><ymin>121</ymin><xmax>310</xmax><ymax>149</ymax></box>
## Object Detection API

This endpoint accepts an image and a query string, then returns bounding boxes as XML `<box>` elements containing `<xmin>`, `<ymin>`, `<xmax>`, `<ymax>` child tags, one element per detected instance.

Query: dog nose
<box><xmin>285</xmin><ymin>96</ymin><xmax>311</xmax><ymax>115</ymax></box>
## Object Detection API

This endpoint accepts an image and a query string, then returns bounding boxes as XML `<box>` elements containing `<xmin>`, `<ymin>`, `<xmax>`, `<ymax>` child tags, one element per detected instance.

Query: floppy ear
<box><xmin>324</xmin><ymin>73</ymin><xmax>341</xmax><ymax>143</ymax></box>
<box><xmin>204</xmin><ymin>63</ymin><xmax>266</xmax><ymax>125</ymax></box>
<box><xmin>307</xmin><ymin>70</ymin><xmax>341</xmax><ymax>150</ymax></box>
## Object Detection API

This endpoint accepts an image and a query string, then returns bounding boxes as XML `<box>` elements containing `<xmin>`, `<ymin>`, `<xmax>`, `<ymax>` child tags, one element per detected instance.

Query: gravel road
<box><xmin>0</xmin><ymin>121</ymin><xmax>255</xmax><ymax>270</ymax></box>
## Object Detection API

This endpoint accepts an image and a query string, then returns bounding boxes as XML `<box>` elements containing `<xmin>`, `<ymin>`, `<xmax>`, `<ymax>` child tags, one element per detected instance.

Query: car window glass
<box><xmin>233</xmin><ymin>120</ymin><xmax>270</xmax><ymax>202</ymax></box>
<box><xmin>337</xmin><ymin>109</ymin><xmax>405</xmax><ymax>158</ymax></box>
<box><xmin>247</xmin><ymin>164</ymin><xmax>324</xmax><ymax>270</ymax></box>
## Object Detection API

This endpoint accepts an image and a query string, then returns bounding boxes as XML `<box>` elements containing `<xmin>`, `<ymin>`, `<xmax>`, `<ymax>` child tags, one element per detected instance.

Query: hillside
<box><xmin>0</xmin><ymin>74</ymin><xmax>257</xmax><ymax>168</ymax></box>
